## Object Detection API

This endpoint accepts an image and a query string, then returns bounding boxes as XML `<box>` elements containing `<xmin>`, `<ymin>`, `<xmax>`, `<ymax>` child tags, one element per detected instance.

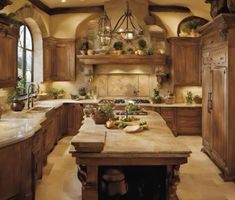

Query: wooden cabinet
<box><xmin>159</xmin><ymin>108</ymin><xmax>176</xmax><ymax>134</ymax></box>
<box><xmin>156</xmin><ymin>107</ymin><xmax>201</xmax><ymax>136</ymax></box>
<box><xmin>176</xmin><ymin>107</ymin><xmax>202</xmax><ymax>135</ymax></box>
<box><xmin>169</xmin><ymin>37</ymin><xmax>201</xmax><ymax>86</ymax></box>
<box><xmin>32</xmin><ymin>128</ymin><xmax>44</xmax><ymax>182</ymax></box>
<box><xmin>0</xmin><ymin>22</ymin><xmax>18</xmax><ymax>87</ymax></box>
<box><xmin>0</xmin><ymin>139</ymin><xmax>33</xmax><ymax>200</ymax></box>
<box><xmin>55</xmin><ymin>105</ymin><xmax>67</xmax><ymax>141</ymax></box>
<box><xmin>42</xmin><ymin>109</ymin><xmax>57</xmax><ymax>158</ymax></box>
<box><xmin>200</xmin><ymin>14</ymin><xmax>235</xmax><ymax>180</ymax></box>
<box><xmin>43</xmin><ymin>37</ymin><xmax>75</xmax><ymax>81</ymax></box>
<box><xmin>66</xmin><ymin>104</ymin><xmax>84</xmax><ymax>135</ymax></box>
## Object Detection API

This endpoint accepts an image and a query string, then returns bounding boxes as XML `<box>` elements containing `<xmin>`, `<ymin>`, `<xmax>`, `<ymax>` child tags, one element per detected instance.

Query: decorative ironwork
<box><xmin>112</xmin><ymin>0</ymin><xmax>144</xmax><ymax>42</ymax></box>
<box><xmin>97</xmin><ymin>11</ymin><xmax>112</xmax><ymax>47</ymax></box>
<box><xmin>97</xmin><ymin>0</ymin><xmax>144</xmax><ymax>46</ymax></box>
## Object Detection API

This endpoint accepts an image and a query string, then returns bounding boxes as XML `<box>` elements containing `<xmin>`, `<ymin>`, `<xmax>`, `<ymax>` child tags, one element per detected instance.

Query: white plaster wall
<box><xmin>50</xmin><ymin>13</ymin><xmax>94</xmax><ymax>38</ymax></box>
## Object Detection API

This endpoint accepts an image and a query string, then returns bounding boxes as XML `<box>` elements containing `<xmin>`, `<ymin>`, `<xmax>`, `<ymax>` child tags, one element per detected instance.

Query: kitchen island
<box><xmin>70</xmin><ymin>111</ymin><xmax>191</xmax><ymax>200</ymax></box>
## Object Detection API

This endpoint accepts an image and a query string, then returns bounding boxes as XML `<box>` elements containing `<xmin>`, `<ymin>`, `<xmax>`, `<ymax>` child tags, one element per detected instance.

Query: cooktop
<box><xmin>98</xmin><ymin>98</ymin><xmax>151</xmax><ymax>104</ymax></box>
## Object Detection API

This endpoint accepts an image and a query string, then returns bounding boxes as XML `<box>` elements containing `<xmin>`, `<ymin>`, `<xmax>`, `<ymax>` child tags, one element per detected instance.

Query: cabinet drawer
<box><xmin>177</xmin><ymin>108</ymin><xmax>201</xmax><ymax>117</ymax></box>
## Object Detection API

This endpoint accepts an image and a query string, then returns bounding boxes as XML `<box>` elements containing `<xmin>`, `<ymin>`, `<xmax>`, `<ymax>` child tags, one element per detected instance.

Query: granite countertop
<box><xmin>71</xmin><ymin>111</ymin><xmax>192</xmax><ymax>157</ymax></box>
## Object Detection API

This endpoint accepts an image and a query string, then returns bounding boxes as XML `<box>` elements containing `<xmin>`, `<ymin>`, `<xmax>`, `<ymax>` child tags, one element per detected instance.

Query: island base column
<box><xmin>77</xmin><ymin>165</ymin><xmax>98</xmax><ymax>200</ymax></box>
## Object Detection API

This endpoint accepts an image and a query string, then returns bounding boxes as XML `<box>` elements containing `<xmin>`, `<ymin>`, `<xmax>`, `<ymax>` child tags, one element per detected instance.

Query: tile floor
<box><xmin>36</xmin><ymin>136</ymin><xmax>235</xmax><ymax>200</ymax></box>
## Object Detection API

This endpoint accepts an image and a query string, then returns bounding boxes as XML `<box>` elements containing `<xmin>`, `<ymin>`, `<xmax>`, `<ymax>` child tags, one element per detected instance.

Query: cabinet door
<box><xmin>202</xmin><ymin>66</ymin><xmax>212</xmax><ymax>150</ymax></box>
<box><xmin>67</xmin><ymin>104</ymin><xmax>84</xmax><ymax>135</ymax></box>
<box><xmin>0</xmin><ymin>35</ymin><xmax>17</xmax><ymax>87</ymax></box>
<box><xmin>170</xmin><ymin>38</ymin><xmax>200</xmax><ymax>86</ymax></box>
<box><xmin>211</xmin><ymin>66</ymin><xmax>227</xmax><ymax>166</ymax></box>
<box><xmin>53</xmin><ymin>41</ymin><xmax>75</xmax><ymax>81</ymax></box>
<box><xmin>43</xmin><ymin>39</ymin><xmax>54</xmax><ymax>81</ymax></box>
<box><xmin>33</xmin><ymin>129</ymin><xmax>44</xmax><ymax>181</ymax></box>
<box><xmin>176</xmin><ymin>107</ymin><xmax>202</xmax><ymax>135</ymax></box>
<box><xmin>159</xmin><ymin>108</ymin><xmax>176</xmax><ymax>135</ymax></box>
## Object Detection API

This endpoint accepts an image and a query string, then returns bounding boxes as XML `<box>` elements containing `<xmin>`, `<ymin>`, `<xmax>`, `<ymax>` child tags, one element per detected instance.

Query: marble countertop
<box><xmin>0</xmin><ymin>98</ymin><xmax>201</xmax><ymax>149</ymax></box>
<box><xmin>71</xmin><ymin>111</ymin><xmax>192</xmax><ymax>157</ymax></box>
<box><xmin>37</xmin><ymin>98</ymin><xmax>202</xmax><ymax>107</ymax></box>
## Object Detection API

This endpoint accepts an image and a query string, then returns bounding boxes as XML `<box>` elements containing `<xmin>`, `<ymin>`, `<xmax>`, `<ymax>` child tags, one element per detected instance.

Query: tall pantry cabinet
<box><xmin>200</xmin><ymin>14</ymin><xmax>235</xmax><ymax>180</ymax></box>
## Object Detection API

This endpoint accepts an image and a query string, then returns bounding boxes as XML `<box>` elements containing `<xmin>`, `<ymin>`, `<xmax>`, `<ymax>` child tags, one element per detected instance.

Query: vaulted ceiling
<box><xmin>32</xmin><ymin>0</ymin><xmax>210</xmax><ymax>19</ymax></box>
<box><xmin>40</xmin><ymin>0</ymin><xmax>208</xmax><ymax>11</ymax></box>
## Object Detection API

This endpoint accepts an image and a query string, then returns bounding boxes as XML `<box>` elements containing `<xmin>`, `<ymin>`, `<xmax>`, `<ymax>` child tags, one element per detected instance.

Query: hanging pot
<box><xmin>101</xmin><ymin>168</ymin><xmax>128</xmax><ymax>197</ymax></box>
<box><xmin>10</xmin><ymin>99</ymin><xmax>25</xmax><ymax>112</ymax></box>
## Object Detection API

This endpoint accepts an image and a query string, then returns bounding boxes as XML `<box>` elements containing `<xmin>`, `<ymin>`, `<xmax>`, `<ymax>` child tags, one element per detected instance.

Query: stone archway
<box><xmin>15</xmin><ymin>4</ymin><xmax>48</xmax><ymax>83</ymax></box>
<box><xmin>15</xmin><ymin>4</ymin><xmax>49</xmax><ymax>37</ymax></box>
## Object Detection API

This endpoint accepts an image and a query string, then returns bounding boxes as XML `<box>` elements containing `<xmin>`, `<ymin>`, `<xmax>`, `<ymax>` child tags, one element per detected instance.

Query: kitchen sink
<box><xmin>28</xmin><ymin>106</ymin><xmax>53</xmax><ymax>112</ymax></box>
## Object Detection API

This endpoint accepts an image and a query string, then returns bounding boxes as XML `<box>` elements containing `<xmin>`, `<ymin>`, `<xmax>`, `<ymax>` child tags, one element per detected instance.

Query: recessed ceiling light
<box><xmin>61</xmin><ymin>0</ymin><xmax>66</xmax><ymax>3</ymax></box>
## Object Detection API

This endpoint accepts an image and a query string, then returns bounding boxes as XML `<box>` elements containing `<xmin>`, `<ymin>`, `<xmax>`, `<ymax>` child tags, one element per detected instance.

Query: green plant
<box><xmin>7</xmin><ymin>78</ymin><xmax>26</xmax><ymax>103</ymax></box>
<box><xmin>185</xmin><ymin>20</ymin><xmax>198</xmax><ymax>30</ymax></box>
<box><xmin>125</xmin><ymin>103</ymin><xmax>141</xmax><ymax>111</ymax></box>
<box><xmin>147</xmin><ymin>47</ymin><xmax>154</xmax><ymax>55</ymax></box>
<box><xmin>79</xmin><ymin>87</ymin><xmax>87</xmax><ymax>96</ymax></box>
<box><xmin>48</xmin><ymin>88</ymin><xmax>65</xmax><ymax>98</ymax></box>
<box><xmin>113</xmin><ymin>41</ymin><xmax>123</xmax><ymax>50</ymax></box>
<box><xmin>96</xmin><ymin>103</ymin><xmax>114</xmax><ymax>117</ymax></box>
<box><xmin>126</xmin><ymin>47</ymin><xmax>134</xmax><ymax>54</ymax></box>
<box><xmin>185</xmin><ymin>91</ymin><xmax>193</xmax><ymax>104</ymax></box>
<box><xmin>151</xmin><ymin>89</ymin><xmax>162</xmax><ymax>103</ymax></box>
<box><xmin>138</xmin><ymin>39</ymin><xmax>147</xmax><ymax>50</ymax></box>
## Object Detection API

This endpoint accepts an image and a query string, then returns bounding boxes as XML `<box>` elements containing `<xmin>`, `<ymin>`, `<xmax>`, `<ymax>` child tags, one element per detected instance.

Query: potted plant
<box><xmin>48</xmin><ymin>88</ymin><xmax>65</xmax><ymax>99</ymax></box>
<box><xmin>151</xmin><ymin>89</ymin><xmax>162</xmax><ymax>104</ymax></box>
<box><xmin>79</xmin><ymin>87</ymin><xmax>87</xmax><ymax>97</ymax></box>
<box><xmin>113</xmin><ymin>41</ymin><xmax>123</xmax><ymax>55</ymax></box>
<box><xmin>136</xmin><ymin>39</ymin><xmax>147</xmax><ymax>55</ymax></box>
<box><xmin>185</xmin><ymin>21</ymin><xmax>199</xmax><ymax>37</ymax></box>
<box><xmin>126</xmin><ymin>47</ymin><xmax>134</xmax><ymax>55</ymax></box>
<box><xmin>92</xmin><ymin>103</ymin><xmax>114</xmax><ymax>124</ymax></box>
<box><xmin>185</xmin><ymin>91</ymin><xmax>193</xmax><ymax>104</ymax></box>
<box><xmin>7</xmin><ymin>78</ymin><xmax>26</xmax><ymax>111</ymax></box>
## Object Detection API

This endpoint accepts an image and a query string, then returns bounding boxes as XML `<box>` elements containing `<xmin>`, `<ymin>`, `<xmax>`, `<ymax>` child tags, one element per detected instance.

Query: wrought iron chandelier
<box><xmin>97</xmin><ymin>11</ymin><xmax>112</xmax><ymax>47</ymax></box>
<box><xmin>97</xmin><ymin>0</ymin><xmax>144</xmax><ymax>46</ymax></box>
<box><xmin>112</xmin><ymin>1</ymin><xmax>144</xmax><ymax>42</ymax></box>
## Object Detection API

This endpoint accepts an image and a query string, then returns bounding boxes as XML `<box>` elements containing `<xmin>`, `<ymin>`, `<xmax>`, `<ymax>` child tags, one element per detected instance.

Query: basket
<box><xmin>92</xmin><ymin>114</ymin><xmax>110</xmax><ymax>124</ymax></box>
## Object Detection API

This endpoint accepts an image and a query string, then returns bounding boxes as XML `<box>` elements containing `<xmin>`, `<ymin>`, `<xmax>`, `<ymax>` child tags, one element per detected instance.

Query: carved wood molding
<box><xmin>77</xmin><ymin>165</ymin><xmax>88</xmax><ymax>186</ymax></box>
<box><xmin>0</xmin><ymin>0</ymin><xmax>12</xmax><ymax>10</ymax></box>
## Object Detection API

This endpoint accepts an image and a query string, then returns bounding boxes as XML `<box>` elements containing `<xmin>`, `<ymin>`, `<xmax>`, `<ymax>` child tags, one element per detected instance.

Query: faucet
<box><xmin>27</xmin><ymin>83</ymin><xmax>40</xmax><ymax>109</ymax></box>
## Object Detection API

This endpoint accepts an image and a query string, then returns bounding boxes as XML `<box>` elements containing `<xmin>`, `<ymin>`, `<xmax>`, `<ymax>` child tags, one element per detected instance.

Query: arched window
<box><xmin>17</xmin><ymin>25</ymin><xmax>33</xmax><ymax>93</ymax></box>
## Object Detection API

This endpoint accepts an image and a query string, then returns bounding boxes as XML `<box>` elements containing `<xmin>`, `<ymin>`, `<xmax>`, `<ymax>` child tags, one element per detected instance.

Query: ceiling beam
<box><xmin>30</xmin><ymin>1</ymin><xmax>190</xmax><ymax>15</ymax></box>
<box><xmin>149</xmin><ymin>5</ymin><xmax>191</xmax><ymax>13</ymax></box>
<box><xmin>0</xmin><ymin>0</ymin><xmax>12</xmax><ymax>10</ymax></box>
<box><xmin>29</xmin><ymin>0</ymin><xmax>51</xmax><ymax>14</ymax></box>
<box><xmin>50</xmin><ymin>6</ymin><xmax>104</xmax><ymax>15</ymax></box>
<box><xmin>29</xmin><ymin>0</ymin><xmax>104</xmax><ymax>15</ymax></box>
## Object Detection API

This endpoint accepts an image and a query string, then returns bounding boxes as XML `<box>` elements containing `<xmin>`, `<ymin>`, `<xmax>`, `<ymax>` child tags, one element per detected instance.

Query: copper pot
<box><xmin>101</xmin><ymin>169</ymin><xmax>128</xmax><ymax>197</ymax></box>
<box><xmin>10</xmin><ymin>99</ymin><xmax>25</xmax><ymax>112</ymax></box>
